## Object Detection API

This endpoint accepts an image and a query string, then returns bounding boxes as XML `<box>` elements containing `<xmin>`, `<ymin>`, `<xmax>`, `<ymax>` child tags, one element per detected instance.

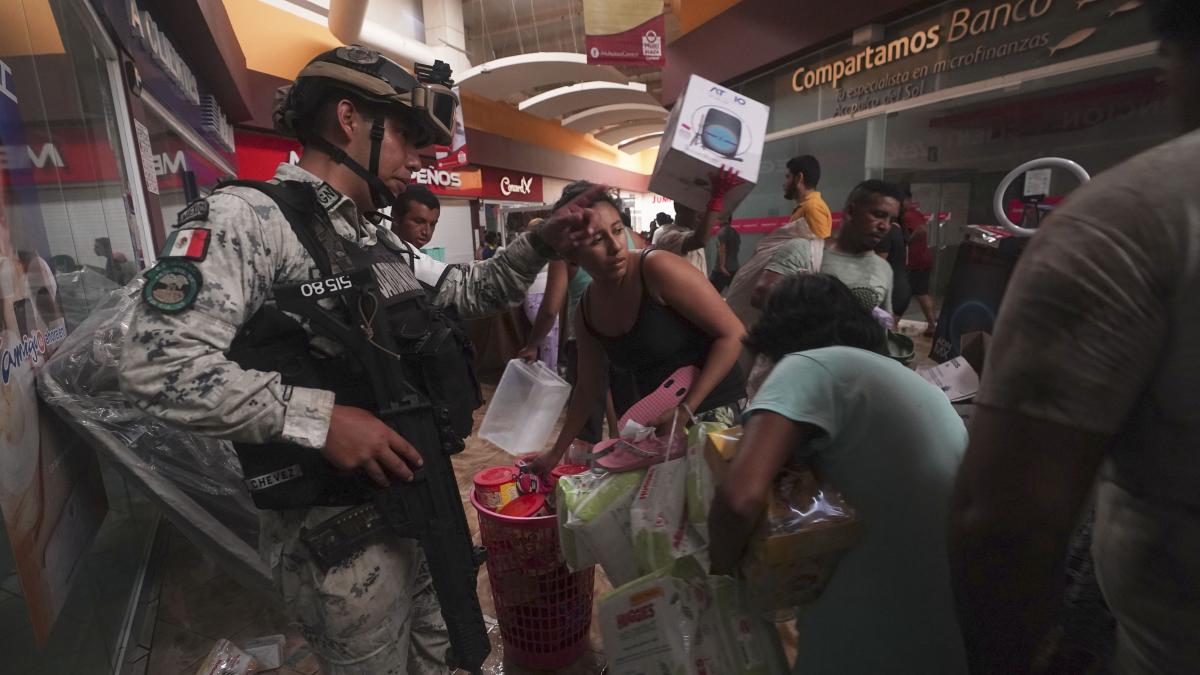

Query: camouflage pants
<box><xmin>261</xmin><ymin>507</ymin><xmax>451</xmax><ymax>674</ymax></box>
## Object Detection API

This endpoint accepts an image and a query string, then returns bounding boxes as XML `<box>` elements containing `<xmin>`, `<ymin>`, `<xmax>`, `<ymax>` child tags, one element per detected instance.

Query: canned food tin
<box><xmin>474</xmin><ymin>466</ymin><xmax>519</xmax><ymax>511</ymax></box>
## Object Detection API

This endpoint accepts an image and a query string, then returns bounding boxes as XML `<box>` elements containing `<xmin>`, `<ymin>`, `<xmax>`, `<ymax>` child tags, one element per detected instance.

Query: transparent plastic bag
<box><xmin>556</xmin><ymin>468</ymin><xmax>645</xmax><ymax>585</ymax></box>
<box><xmin>37</xmin><ymin>281</ymin><xmax>269</xmax><ymax>590</ymax></box>
<box><xmin>742</xmin><ymin>468</ymin><xmax>861</xmax><ymax>611</ymax></box>
<box><xmin>765</xmin><ymin>469</ymin><xmax>857</xmax><ymax>536</ymax></box>
<box><xmin>685</xmin><ymin>421</ymin><xmax>726</xmax><ymax>530</ymax></box>
<box><xmin>193</xmin><ymin>639</ymin><xmax>258</xmax><ymax>675</ymax></box>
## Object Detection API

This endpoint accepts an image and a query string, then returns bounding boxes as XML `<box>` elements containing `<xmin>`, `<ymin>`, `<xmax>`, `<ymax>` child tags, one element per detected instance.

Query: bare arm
<box><xmin>709</xmin><ymin>411</ymin><xmax>813</xmax><ymax>574</ymax></box>
<box><xmin>947</xmin><ymin>406</ymin><xmax>1107</xmax><ymax>674</ymax></box>
<box><xmin>643</xmin><ymin>251</ymin><xmax>746</xmax><ymax>431</ymax></box>
<box><xmin>518</xmin><ymin>260</ymin><xmax>569</xmax><ymax>359</ymax></box>
<box><xmin>532</xmin><ymin>310</ymin><xmax>609</xmax><ymax>472</ymax></box>
<box><xmin>716</xmin><ymin>240</ymin><xmax>728</xmax><ymax>273</ymax></box>
<box><xmin>435</xmin><ymin>185</ymin><xmax>606</xmax><ymax>318</ymax></box>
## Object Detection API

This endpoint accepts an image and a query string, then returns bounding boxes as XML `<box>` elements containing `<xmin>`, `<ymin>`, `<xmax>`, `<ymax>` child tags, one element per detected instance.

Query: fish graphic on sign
<box><xmin>1108</xmin><ymin>0</ymin><xmax>1144</xmax><ymax>17</ymax></box>
<box><xmin>1050</xmin><ymin>28</ymin><xmax>1098</xmax><ymax>56</ymax></box>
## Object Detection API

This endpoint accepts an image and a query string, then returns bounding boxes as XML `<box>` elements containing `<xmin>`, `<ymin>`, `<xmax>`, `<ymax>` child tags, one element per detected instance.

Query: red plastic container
<box><xmin>500</xmin><ymin>493</ymin><xmax>549</xmax><ymax>518</ymax></box>
<box><xmin>474</xmin><ymin>466</ymin><xmax>518</xmax><ymax>511</ymax></box>
<box><xmin>471</xmin><ymin>489</ymin><xmax>595</xmax><ymax>670</ymax></box>
<box><xmin>550</xmin><ymin>464</ymin><xmax>588</xmax><ymax>485</ymax></box>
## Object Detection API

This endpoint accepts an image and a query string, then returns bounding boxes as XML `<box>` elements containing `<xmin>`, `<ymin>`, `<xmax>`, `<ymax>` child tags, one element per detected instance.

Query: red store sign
<box><xmin>234</xmin><ymin>130</ymin><xmax>545</xmax><ymax>202</ymax></box>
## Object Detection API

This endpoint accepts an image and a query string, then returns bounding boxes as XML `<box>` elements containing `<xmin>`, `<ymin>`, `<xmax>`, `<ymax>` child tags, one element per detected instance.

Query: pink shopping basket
<box><xmin>471</xmin><ymin>489</ymin><xmax>595</xmax><ymax>670</ymax></box>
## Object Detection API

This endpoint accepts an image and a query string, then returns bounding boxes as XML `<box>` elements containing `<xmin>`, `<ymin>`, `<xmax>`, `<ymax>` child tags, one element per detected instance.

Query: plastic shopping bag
<box><xmin>193</xmin><ymin>639</ymin><xmax>258</xmax><ymax>675</ymax></box>
<box><xmin>557</xmin><ymin>469</ymin><xmax>646</xmax><ymax>585</ymax></box>
<box><xmin>630</xmin><ymin>455</ymin><xmax>705</xmax><ymax>574</ymax></box>
<box><xmin>599</xmin><ymin>555</ymin><xmax>789</xmax><ymax>675</ymax></box>
<box><xmin>686</xmin><ymin>421</ymin><xmax>726</xmax><ymax>531</ymax></box>
<box><xmin>742</xmin><ymin>468</ymin><xmax>861</xmax><ymax>610</ymax></box>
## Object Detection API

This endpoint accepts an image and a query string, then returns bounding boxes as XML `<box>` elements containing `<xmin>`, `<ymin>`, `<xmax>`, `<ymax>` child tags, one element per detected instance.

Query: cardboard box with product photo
<box><xmin>649</xmin><ymin>74</ymin><xmax>770</xmax><ymax>215</ymax></box>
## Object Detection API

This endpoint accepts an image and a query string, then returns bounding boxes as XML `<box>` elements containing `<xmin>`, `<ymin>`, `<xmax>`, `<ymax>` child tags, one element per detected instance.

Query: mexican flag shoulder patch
<box><xmin>160</xmin><ymin>227</ymin><xmax>211</xmax><ymax>262</ymax></box>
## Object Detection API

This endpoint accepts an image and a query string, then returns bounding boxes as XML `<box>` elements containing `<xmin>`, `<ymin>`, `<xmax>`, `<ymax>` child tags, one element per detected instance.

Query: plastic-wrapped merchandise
<box><xmin>742</xmin><ymin>468</ymin><xmax>861</xmax><ymax>610</ymax></box>
<box><xmin>37</xmin><ymin>281</ymin><xmax>270</xmax><ymax>591</ymax></box>
<box><xmin>598</xmin><ymin>555</ymin><xmax>789</xmax><ymax>675</ymax></box>
<box><xmin>685</xmin><ymin>421</ymin><xmax>725</xmax><ymax>529</ymax></box>
<box><xmin>630</xmin><ymin>456</ymin><xmax>705</xmax><ymax>575</ymax></box>
<box><xmin>193</xmin><ymin>639</ymin><xmax>258</xmax><ymax>675</ymax></box>
<box><xmin>556</xmin><ymin>469</ymin><xmax>645</xmax><ymax>586</ymax></box>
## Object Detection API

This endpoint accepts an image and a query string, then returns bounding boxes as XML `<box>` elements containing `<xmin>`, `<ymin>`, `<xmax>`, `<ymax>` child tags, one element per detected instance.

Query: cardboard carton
<box><xmin>649</xmin><ymin>75</ymin><xmax>769</xmax><ymax>215</ymax></box>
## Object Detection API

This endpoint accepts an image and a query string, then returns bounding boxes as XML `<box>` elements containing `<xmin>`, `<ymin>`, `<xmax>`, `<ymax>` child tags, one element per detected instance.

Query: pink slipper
<box><xmin>594</xmin><ymin>432</ymin><xmax>688</xmax><ymax>473</ymax></box>
<box><xmin>590</xmin><ymin>366</ymin><xmax>697</xmax><ymax>472</ymax></box>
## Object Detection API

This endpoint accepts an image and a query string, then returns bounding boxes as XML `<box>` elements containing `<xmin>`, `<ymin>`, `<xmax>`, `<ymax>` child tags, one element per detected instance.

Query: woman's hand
<box><xmin>516</xmin><ymin>344</ymin><xmax>538</xmax><ymax>362</ymax></box>
<box><xmin>527</xmin><ymin>449</ymin><xmax>561</xmax><ymax>477</ymax></box>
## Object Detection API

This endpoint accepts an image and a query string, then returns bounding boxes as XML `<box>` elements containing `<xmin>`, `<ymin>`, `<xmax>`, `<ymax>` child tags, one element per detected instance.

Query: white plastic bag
<box><xmin>630</xmin><ymin>415</ymin><xmax>709</xmax><ymax>574</ymax></box>
<box><xmin>479</xmin><ymin>359</ymin><xmax>571</xmax><ymax>455</ymax></box>
<box><xmin>686</xmin><ymin>421</ymin><xmax>725</xmax><ymax>532</ymax></box>
<box><xmin>599</xmin><ymin>555</ymin><xmax>789</xmax><ymax>675</ymax></box>
<box><xmin>630</xmin><ymin>456</ymin><xmax>704</xmax><ymax>574</ymax></box>
<box><xmin>557</xmin><ymin>469</ymin><xmax>646</xmax><ymax>586</ymax></box>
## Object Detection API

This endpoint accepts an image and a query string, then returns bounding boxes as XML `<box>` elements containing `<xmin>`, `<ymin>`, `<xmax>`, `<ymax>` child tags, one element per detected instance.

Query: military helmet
<box><xmin>273</xmin><ymin>45</ymin><xmax>457</xmax><ymax>148</ymax></box>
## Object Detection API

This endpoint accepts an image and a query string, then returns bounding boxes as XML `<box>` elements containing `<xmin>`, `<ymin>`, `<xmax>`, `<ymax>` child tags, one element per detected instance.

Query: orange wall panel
<box><xmin>676</xmin><ymin>0</ymin><xmax>743</xmax><ymax>35</ymax></box>
<box><xmin>0</xmin><ymin>0</ymin><xmax>65</xmax><ymax>57</ymax></box>
<box><xmin>220</xmin><ymin>0</ymin><xmax>340</xmax><ymax>80</ymax></box>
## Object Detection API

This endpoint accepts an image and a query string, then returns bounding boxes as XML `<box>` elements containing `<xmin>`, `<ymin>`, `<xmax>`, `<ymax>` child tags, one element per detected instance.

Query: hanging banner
<box><xmin>584</xmin><ymin>0</ymin><xmax>665</xmax><ymax>68</ymax></box>
<box><xmin>0</xmin><ymin>58</ymin><xmax>108</xmax><ymax>646</ymax></box>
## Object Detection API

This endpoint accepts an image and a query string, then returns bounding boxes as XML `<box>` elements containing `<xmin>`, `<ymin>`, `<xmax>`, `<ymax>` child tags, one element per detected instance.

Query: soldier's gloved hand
<box><xmin>537</xmin><ymin>184</ymin><xmax>610</xmax><ymax>257</ymax></box>
<box><xmin>324</xmin><ymin>404</ymin><xmax>424</xmax><ymax>487</ymax></box>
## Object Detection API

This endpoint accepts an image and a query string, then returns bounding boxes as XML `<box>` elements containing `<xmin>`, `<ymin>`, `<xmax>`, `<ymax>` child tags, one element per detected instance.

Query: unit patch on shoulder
<box><xmin>143</xmin><ymin>260</ymin><xmax>203</xmax><ymax>313</ymax></box>
<box><xmin>315</xmin><ymin>182</ymin><xmax>341</xmax><ymax>209</ymax></box>
<box><xmin>176</xmin><ymin>199</ymin><xmax>209</xmax><ymax>227</ymax></box>
<box><xmin>159</xmin><ymin>227</ymin><xmax>211</xmax><ymax>261</ymax></box>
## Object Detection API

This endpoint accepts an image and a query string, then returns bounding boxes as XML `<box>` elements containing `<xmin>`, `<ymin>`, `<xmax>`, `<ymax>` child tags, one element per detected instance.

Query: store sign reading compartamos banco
<box><xmin>750</xmin><ymin>0</ymin><xmax>1155</xmax><ymax>129</ymax></box>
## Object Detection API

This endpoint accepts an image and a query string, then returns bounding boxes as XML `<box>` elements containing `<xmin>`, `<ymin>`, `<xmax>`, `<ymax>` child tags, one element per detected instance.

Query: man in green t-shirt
<box><xmin>751</xmin><ymin>180</ymin><xmax>901</xmax><ymax>313</ymax></box>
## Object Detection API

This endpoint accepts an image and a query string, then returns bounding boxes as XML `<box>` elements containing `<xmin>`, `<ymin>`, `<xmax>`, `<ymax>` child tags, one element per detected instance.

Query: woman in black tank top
<box><xmin>531</xmin><ymin>182</ymin><xmax>746</xmax><ymax>472</ymax></box>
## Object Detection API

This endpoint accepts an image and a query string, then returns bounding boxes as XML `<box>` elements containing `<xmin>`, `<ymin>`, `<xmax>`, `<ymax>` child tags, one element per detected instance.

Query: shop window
<box><xmin>141</xmin><ymin>103</ymin><xmax>231</xmax><ymax>229</ymax></box>
<box><xmin>2</xmin><ymin>0</ymin><xmax>158</xmax><ymax>671</ymax></box>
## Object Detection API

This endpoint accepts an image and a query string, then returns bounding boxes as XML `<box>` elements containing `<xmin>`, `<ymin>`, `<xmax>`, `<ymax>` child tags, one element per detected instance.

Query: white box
<box><xmin>649</xmin><ymin>74</ymin><xmax>770</xmax><ymax>215</ymax></box>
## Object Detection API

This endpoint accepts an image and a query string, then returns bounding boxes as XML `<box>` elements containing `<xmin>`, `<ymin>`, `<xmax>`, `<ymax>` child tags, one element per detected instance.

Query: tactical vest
<box><xmin>216</xmin><ymin>180</ymin><xmax>483</xmax><ymax>509</ymax></box>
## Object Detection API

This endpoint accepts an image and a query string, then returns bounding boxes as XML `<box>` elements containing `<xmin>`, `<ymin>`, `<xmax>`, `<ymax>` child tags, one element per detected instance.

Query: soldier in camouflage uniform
<box><xmin>118</xmin><ymin>46</ymin><xmax>602</xmax><ymax>674</ymax></box>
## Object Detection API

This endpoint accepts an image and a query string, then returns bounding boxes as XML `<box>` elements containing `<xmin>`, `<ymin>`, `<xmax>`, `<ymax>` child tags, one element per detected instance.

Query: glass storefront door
<box><xmin>2</xmin><ymin>1</ymin><xmax>159</xmax><ymax>671</ymax></box>
<box><xmin>734</xmin><ymin>49</ymin><xmax>1173</xmax><ymax>319</ymax></box>
<box><xmin>878</xmin><ymin>54</ymin><xmax>1175</xmax><ymax>305</ymax></box>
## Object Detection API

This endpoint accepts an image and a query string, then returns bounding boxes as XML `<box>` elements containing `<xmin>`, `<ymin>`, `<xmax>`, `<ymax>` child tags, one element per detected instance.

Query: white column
<box><xmin>422</xmin><ymin>0</ymin><xmax>469</xmax><ymax>69</ymax></box>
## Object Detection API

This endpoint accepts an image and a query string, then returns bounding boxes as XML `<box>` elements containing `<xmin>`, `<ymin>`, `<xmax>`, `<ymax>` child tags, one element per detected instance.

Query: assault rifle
<box><xmin>273</xmin><ymin>269</ymin><xmax>490</xmax><ymax>673</ymax></box>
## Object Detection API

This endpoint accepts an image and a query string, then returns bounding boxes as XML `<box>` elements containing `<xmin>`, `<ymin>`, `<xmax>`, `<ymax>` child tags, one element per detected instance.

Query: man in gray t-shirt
<box><xmin>751</xmin><ymin>179</ymin><xmax>900</xmax><ymax>313</ymax></box>
<box><xmin>948</xmin><ymin>4</ymin><xmax>1200</xmax><ymax>672</ymax></box>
